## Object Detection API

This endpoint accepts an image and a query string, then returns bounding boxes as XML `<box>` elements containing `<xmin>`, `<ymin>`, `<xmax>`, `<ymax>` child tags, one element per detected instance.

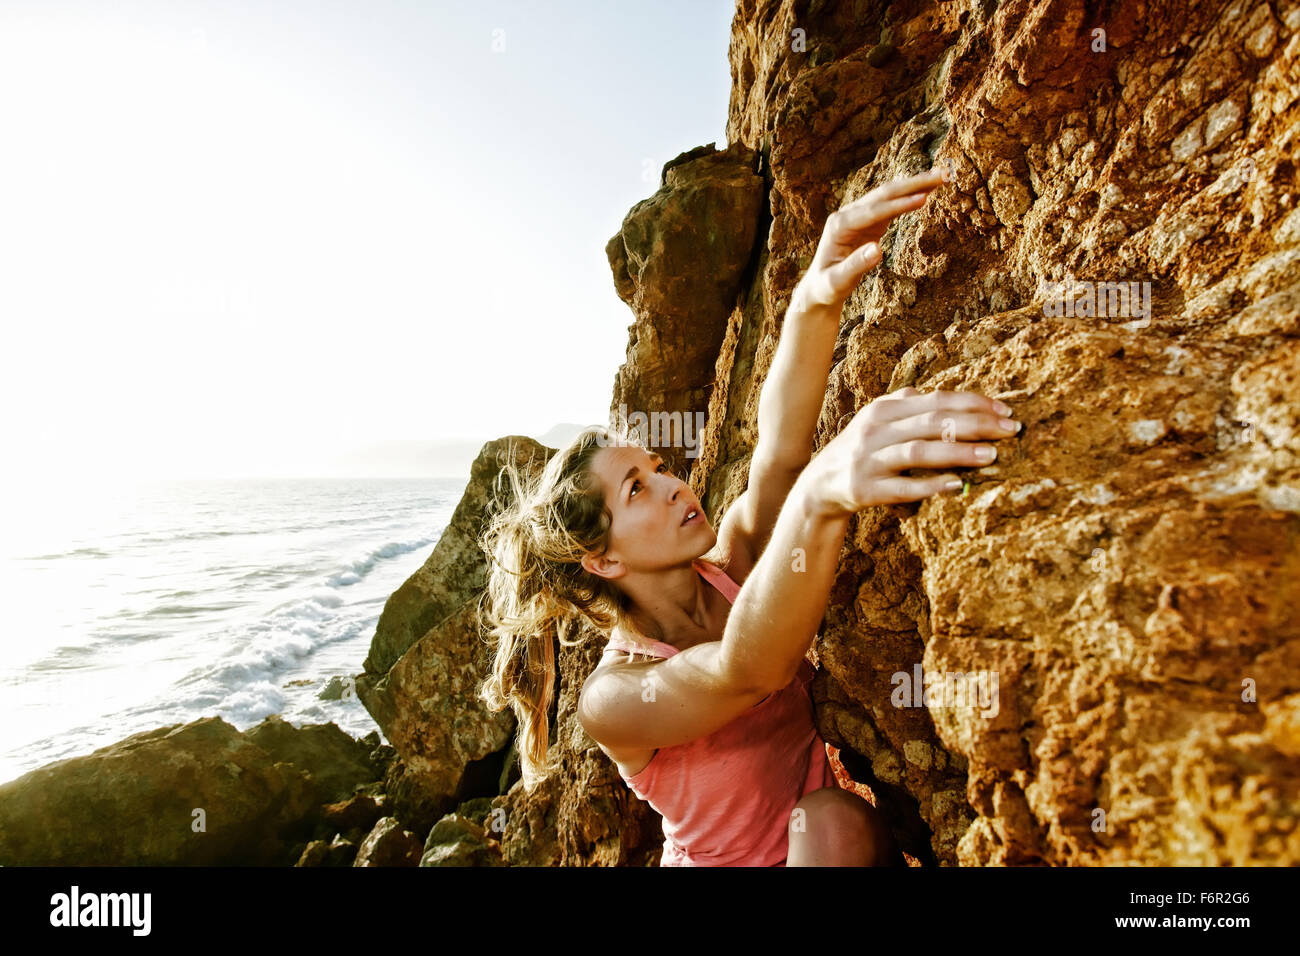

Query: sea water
<box><xmin>0</xmin><ymin>475</ymin><xmax>464</xmax><ymax>786</ymax></box>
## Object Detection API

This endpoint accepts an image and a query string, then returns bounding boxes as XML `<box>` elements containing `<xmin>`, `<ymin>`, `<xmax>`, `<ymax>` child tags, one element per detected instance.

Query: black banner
<box><xmin>4</xmin><ymin>864</ymin><xmax>1285</xmax><ymax>941</ymax></box>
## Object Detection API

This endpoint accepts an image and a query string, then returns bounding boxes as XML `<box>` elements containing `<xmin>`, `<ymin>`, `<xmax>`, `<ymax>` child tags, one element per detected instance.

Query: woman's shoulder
<box><xmin>580</xmin><ymin>627</ymin><xmax>660</xmax><ymax>740</ymax></box>
<box><xmin>588</xmin><ymin>623</ymin><xmax>656</xmax><ymax>678</ymax></box>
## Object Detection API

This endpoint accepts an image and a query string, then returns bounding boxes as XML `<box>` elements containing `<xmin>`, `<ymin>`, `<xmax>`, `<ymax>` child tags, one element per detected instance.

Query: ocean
<box><xmin>0</xmin><ymin>475</ymin><xmax>466</xmax><ymax>787</ymax></box>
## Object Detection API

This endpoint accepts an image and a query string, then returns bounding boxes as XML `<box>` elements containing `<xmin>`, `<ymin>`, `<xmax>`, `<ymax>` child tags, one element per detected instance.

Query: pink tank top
<box><xmin>604</xmin><ymin>557</ymin><xmax>838</xmax><ymax>866</ymax></box>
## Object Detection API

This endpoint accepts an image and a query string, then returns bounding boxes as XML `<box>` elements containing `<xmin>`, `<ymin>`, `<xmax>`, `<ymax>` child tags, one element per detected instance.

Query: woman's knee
<box><xmin>790</xmin><ymin>787</ymin><xmax>900</xmax><ymax>866</ymax></box>
<box><xmin>792</xmin><ymin>788</ymin><xmax>868</xmax><ymax>840</ymax></box>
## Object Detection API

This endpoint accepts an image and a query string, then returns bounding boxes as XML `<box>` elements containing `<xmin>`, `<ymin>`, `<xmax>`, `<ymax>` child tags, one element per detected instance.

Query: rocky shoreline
<box><xmin>0</xmin><ymin>713</ymin><xmax>511</xmax><ymax>867</ymax></box>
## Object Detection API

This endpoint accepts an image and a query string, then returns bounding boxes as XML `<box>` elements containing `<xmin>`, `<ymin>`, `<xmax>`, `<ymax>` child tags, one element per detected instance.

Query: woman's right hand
<box><xmin>804</xmin><ymin>387</ymin><xmax>1022</xmax><ymax>516</ymax></box>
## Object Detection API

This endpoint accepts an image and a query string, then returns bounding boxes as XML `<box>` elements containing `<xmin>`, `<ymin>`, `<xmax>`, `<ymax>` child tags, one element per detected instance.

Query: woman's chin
<box><xmin>681</xmin><ymin>522</ymin><xmax>716</xmax><ymax>544</ymax></box>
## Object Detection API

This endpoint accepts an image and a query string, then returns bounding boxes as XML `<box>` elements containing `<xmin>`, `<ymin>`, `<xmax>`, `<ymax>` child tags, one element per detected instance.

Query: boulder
<box><xmin>0</xmin><ymin>717</ymin><xmax>316</xmax><ymax>866</ymax></box>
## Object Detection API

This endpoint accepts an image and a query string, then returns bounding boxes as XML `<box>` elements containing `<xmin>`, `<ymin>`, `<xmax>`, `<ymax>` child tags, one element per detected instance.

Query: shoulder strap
<box><xmin>692</xmin><ymin>557</ymin><xmax>740</xmax><ymax>605</ymax></box>
<box><xmin>605</xmin><ymin>634</ymin><xmax>680</xmax><ymax>659</ymax></box>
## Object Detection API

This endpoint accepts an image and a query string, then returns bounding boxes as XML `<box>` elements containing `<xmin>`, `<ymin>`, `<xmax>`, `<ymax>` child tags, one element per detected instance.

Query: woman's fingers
<box><xmin>865</xmin><ymin>166</ymin><xmax>948</xmax><ymax>201</ymax></box>
<box><xmin>822</xmin><ymin>241</ymin><xmax>882</xmax><ymax>297</ymax></box>
<box><xmin>851</xmin><ymin>389</ymin><xmax>1023</xmax><ymax>501</ymax></box>
<box><xmin>827</xmin><ymin>167</ymin><xmax>946</xmax><ymax>244</ymax></box>
<box><xmin>868</xmin><ymin>389</ymin><xmax>1011</xmax><ymax>425</ymax></box>
<box><xmin>870</xmin><ymin>436</ymin><xmax>999</xmax><ymax>473</ymax></box>
<box><xmin>884</xmin><ymin>408</ymin><xmax>1021</xmax><ymax>445</ymax></box>
<box><xmin>869</xmin><ymin>472</ymin><xmax>967</xmax><ymax>505</ymax></box>
<box><xmin>834</xmin><ymin>191</ymin><xmax>933</xmax><ymax>235</ymax></box>
<box><xmin>802</xmin><ymin>169</ymin><xmax>949</xmax><ymax>310</ymax></box>
<box><xmin>839</xmin><ymin>168</ymin><xmax>945</xmax><ymax>217</ymax></box>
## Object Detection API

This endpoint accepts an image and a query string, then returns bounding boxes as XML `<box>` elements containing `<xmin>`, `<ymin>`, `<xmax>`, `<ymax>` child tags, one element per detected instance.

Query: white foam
<box><xmin>326</xmin><ymin>537</ymin><xmax>435</xmax><ymax>587</ymax></box>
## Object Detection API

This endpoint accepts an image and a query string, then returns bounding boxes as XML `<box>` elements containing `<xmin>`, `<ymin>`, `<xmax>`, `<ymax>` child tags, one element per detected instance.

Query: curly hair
<box><xmin>475</xmin><ymin>424</ymin><xmax>728</xmax><ymax>793</ymax></box>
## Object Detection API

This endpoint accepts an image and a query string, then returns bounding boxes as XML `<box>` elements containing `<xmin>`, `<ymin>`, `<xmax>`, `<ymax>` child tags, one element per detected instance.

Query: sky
<box><xmin>0</xmin><ymin>0</ymin><xmax>735</xmax><ymax>483</ymax></box>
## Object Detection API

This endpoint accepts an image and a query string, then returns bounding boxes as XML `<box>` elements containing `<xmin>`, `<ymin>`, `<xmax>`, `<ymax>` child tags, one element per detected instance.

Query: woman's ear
<box><xmin>582</xmin><ymin>552</ymin><xmax>621</xmax><ymax>581</ymax></box>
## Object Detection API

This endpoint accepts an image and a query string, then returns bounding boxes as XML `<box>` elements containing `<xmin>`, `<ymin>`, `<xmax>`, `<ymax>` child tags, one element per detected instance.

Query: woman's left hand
<box><xmin>795</xmin><ymin>165</ymin><xmax>950</xmax><ymax>311</ymax></box>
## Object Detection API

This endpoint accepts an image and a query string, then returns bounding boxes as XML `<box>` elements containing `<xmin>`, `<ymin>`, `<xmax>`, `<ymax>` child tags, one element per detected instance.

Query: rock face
<box><xmin>458</xmin><ymin>0</ymin><xmax>1300</xmax><ymax>865</ymax></box>
<box><xmin>712</xmin><ymin>0</ymin><xmax>1298</xmax><ymax>865</ymax></box>
<box><xmin>606</xmin><ymin>143</ymin><xmax>767</xmax><ymax>476</ymax></box>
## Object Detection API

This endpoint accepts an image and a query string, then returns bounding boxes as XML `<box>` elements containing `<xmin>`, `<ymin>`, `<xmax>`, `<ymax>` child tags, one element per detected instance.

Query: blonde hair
<box><xmin>475</xmin><ymin>424</ymin><xmax>729</xmax><ymax>793</ymax></box>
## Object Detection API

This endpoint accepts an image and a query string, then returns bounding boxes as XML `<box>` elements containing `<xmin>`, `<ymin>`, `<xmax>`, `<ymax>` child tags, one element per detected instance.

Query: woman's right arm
<box><xmin>579</xmin><ymin>387</ymin><xmax>1019</xmax><ymax>753</ymax></box>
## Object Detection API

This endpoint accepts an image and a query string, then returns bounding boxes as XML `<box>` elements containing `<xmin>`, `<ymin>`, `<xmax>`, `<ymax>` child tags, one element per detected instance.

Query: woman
<box><xmin>477</xmin><ymin>166</ymin><xmax>1023</xmax><ymax>865</ymax></box>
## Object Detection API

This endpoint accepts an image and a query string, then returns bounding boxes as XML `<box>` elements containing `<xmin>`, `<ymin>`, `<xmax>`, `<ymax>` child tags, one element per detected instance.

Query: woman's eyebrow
<box><xmin>620</xmin><ymin>453</ymin><xmax>663</xmax><ymax>498</ymax></box>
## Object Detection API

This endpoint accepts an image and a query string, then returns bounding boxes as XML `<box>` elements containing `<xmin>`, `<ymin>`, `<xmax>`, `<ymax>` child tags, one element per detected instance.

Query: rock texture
<box><xmin>606</xmin><ymin>143</ymin><xmax>767</xmax><ymax>475</ymax></box>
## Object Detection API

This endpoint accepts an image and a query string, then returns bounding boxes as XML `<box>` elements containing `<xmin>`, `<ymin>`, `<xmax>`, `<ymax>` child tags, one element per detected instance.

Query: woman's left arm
<box><xmin>717</xmin><ymin>166</ymin><xmax>950</xmax><ymax>558</ymax></box>
<box><xmin>759</xmin><ymin>165</ymin><xmax>949</xmax><ymax>469</ymax></box>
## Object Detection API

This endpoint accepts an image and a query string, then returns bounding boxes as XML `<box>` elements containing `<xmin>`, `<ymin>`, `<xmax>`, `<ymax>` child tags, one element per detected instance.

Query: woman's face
<box><xmin>583</xmin><ymin>443</ymin><xmax>714</xmax><ymax>578</ymax></box>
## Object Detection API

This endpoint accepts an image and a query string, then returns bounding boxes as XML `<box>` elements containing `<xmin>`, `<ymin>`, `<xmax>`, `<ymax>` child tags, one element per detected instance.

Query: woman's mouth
<box><xmin>681</xmin><ymin>508</ymin><xmax>701</xmax><ymax>526</ymax></box>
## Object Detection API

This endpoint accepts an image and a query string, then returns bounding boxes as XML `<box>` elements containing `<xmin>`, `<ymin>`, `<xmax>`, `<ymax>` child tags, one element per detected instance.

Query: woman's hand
<box><xmin>795</xmin><ymin>166</ymin><xmax>949</xmax><ymax>311</ymax></box>
<box><xmin>803</xmin><ymin>386</ymin><xmax>1021</xmax><ymax>515</ymax></box>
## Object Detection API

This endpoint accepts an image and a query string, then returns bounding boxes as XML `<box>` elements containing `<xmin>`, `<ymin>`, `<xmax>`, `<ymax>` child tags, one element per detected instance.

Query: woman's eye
<box><xmin>630</xmin><ymin>463</ymin><xmax>670</xmax><ymax>498</ymax></box>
